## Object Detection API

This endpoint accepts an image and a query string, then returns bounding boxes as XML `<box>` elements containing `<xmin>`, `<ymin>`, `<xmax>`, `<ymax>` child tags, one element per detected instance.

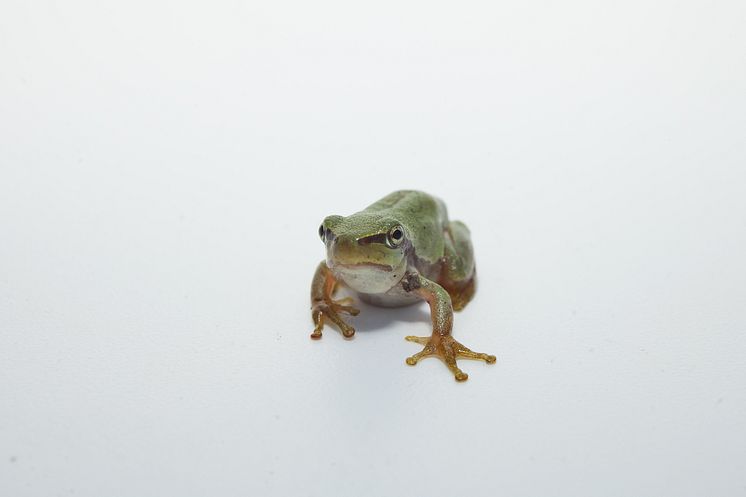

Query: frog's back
<box><xmin>363</xmin><ymin>190</ymin><xmax>447</xmax><ymax>264</ymax></box>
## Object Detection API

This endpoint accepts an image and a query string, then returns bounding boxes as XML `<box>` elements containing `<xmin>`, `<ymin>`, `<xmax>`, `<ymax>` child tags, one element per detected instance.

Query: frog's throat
<box><xmin>329</xmin><ymin>258</ymin><xmax>407</xmax><ymax>294</ymax></box>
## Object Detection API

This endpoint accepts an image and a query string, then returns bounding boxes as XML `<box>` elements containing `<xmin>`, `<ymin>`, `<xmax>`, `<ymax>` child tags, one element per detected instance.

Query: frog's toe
<box><xmin>405</xmin><ymin>345</ymin><xmax>435</xmax><ymax>365</ymax></box>
<box><xmin>310</xmin><ymin>323</ymin><xmax>324</xmax><ymax>339</ymax></box>
<box><xmin>454</xmin><ymin>342</ymin><xmax>497</xmax><ymax>364</ymax></box>
<box><xmin>325</xmin><ymin>312</ymin><xmax>355</xmax><ymax>338</ymax></box>
<box><xmin>404</xmin><ymin>336</ymin><xmax>435</xmax><ymax>364</ymax></box>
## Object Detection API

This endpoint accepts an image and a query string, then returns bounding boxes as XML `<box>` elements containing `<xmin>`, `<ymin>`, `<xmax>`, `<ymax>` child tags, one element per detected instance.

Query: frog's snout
<box><xmin>326</xmin><ymin>235</ymin><xmax>407</xmax><ymax>293</ymax></box>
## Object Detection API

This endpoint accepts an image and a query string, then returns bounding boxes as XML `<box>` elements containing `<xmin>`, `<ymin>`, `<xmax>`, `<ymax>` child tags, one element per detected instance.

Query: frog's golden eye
<box><xmin>387</xmin><ymin>226</ymin><xmax>404</xmax><ymax>247</ymax></box>
<box><xmin>318</xmin><ymin>224</ymin><xmax>326</xmax><ymax>241</ymax></box>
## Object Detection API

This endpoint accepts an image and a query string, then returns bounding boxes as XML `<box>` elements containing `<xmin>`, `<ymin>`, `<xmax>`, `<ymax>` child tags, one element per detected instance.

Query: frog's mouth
<box><xmin>337</xmin><ymin>262</ymin><xmax>393</xmax><ymax>272</ymax></box>
<box><xmin>330</xmin><ymin>258</ymin><xmax>407</xmax><ymax>294</ymax></box>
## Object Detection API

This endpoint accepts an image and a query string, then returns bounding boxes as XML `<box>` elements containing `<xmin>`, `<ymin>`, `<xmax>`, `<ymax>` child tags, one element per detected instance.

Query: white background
<box><xmin>1</xmin><ymin>1</ymin><xmax>745</xmax><ymax>496</ymax></box>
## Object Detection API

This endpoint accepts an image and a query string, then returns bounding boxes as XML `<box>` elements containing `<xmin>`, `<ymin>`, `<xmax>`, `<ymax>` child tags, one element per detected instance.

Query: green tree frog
<box><xmin>310</xmin><ymin>190</ymin><xmax>496</xmax><ymax>381</ymax></box>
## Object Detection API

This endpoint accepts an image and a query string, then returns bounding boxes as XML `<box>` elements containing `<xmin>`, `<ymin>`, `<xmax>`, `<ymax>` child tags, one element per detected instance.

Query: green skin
<box><xmin>310</xmin><ymin>190</ymin><xmax>496</xmax><ymax>382</ymax></box>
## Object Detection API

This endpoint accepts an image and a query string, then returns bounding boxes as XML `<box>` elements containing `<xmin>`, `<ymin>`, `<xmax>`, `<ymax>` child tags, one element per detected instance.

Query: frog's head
<box><xmin>319</xmin><ymin>214</ymin><xmax>408</xmax><ymax>294</ymax></box>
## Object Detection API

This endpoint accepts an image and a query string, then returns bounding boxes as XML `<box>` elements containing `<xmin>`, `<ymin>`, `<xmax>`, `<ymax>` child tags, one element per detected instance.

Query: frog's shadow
<box><xmin>349</xmin><ymin>299</ymin><xmax>431</xmax><ymax>334</ymax></box>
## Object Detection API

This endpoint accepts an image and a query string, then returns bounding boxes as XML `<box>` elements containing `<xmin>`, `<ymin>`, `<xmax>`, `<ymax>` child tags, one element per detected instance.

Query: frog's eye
<box><xmin>387</xmin><ymin>226</ymin><xmax>404</xmax><ymax>247</ymax></box>
<box><xmin>318</xmin><ymin>224</ymin><xmax>326</xmax><ymax>241</ymax></box>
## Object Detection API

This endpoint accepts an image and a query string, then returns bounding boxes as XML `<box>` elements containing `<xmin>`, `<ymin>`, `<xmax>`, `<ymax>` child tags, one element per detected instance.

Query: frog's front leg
<box><xmin>402</xmin><ymin>273</ymin><xmax>496</xmax><ymax>381</ymax></box>
<box><xmin>310</xmin><ymin>261</ymin><xmax>360</xmax><ymax>339</ymax></box>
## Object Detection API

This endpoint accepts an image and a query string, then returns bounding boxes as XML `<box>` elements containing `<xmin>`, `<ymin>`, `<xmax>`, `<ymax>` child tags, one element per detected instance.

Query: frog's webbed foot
<box><xmin>405</xmin><ymin>335</ymin><xmax>496</xmax><ymax>381</ymax></box>
<box><xmin>311</xmin><ymin>297</ymin><xmax>360</xmax><ymax>339</ymax></box>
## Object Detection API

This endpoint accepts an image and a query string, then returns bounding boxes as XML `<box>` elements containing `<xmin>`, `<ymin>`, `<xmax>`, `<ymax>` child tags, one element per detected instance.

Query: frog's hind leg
<box><xmin>448</xmin><ymin>271</ymin><xmax>476</xmax><ymax>312</ymax></box>
<box><xmin>440</xmin><ymin>220</ymin><xmax>477</xmax><ymax>311</ymax></box>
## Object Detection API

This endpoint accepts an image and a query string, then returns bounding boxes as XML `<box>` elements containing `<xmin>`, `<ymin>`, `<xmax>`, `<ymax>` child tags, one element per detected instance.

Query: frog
<box><xmin>310</xmin><ymin>190</ymin><xmax>496</xmax><ymax>381</ymax></box>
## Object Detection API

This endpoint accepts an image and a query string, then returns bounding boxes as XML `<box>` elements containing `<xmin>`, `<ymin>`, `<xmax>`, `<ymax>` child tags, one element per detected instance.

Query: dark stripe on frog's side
<box><xmin>357</xmin><ymin>233</ymin><xmax>389</xmax><ymax>246</ymax></box>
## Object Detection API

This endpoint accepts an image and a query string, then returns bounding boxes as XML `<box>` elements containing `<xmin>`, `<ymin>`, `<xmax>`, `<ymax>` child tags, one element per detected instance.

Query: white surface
<box><xmin>2</xmin><ymin>1</ymin><xmax>746</xmax><ymax>496</ymax></box>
